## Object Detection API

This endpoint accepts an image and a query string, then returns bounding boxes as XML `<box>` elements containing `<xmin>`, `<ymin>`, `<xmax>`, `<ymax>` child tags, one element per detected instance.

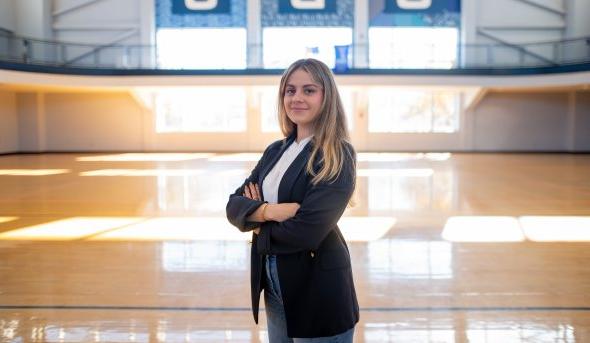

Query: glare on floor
<box><xmin>0</xmin><ymin>169</ymin><xmax>70</xmax><ymax>176</ymax></box>
<box><xmin>442</xmin><ymin>216</ymin><xmax>525</xmax><ymax>242</ymax></box>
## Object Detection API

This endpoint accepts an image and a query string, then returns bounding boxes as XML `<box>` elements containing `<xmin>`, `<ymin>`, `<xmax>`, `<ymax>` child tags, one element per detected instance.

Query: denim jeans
<box><xmin>264</xmin><ymin>255</ymin><xmax>355</xmax><ymax>343</ymax></box>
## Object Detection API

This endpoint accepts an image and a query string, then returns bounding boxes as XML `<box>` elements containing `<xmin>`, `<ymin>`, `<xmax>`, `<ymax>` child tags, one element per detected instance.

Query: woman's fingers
<box><xmin>244</xmin><ymin>182</ymin><xmax>261</xmax><ymax>201</ymax></box>
<box><xmin>244</xmin><ymin>184</ymin><xmax>252</xmax><ymax>199</ymax></box>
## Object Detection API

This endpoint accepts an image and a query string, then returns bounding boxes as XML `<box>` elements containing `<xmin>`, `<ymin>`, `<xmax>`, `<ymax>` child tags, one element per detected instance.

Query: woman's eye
<box><xmin>304</xmin><ymin>89</ymin><xmax>315</xmax><ymax>94</ymax></box>
<box><xmin>286</xmin><ymin>89</ymin><xmax>295</xmax><ymax>95</ymax></box>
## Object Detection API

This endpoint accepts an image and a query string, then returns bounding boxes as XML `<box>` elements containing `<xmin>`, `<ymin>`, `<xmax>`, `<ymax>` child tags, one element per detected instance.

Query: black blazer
<box><xmin>226</xmin><ymin>132</ymin><xmax>359</xmax><ymax>338</ymax></box>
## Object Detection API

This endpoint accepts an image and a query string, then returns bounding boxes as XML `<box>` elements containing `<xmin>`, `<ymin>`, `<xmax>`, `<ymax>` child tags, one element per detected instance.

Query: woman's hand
<box><xmin>243</xmin><ymin>182</ymin><xmax>300</xmax><ymax>234</ymax></box>
<box><xmin>243</xmin><ymin>182</ymin><xmax>261</xmax><ymax>201</ymax></box>
<box><xmin>243</xmin><ymin>182</ymin><xmax>262</xmax><ymax>234</ymax></box>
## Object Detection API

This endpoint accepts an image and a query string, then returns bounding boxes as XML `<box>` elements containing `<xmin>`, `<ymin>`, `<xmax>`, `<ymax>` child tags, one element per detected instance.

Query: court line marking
<box><xmin>1</xmin><ymin>305</ymin><xmax>590</xmax><ymax>312</ymax></box>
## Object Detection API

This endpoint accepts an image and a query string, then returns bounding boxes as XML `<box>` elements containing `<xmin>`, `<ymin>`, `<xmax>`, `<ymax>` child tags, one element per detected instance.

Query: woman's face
<box><xmin>283</xmin><ymin>68</ymin><xmax>324</xmax><ymax>129</ymax></box>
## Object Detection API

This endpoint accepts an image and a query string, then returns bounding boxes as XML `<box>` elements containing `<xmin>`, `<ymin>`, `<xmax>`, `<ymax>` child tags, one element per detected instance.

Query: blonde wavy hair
<box><xmin>277</xmin><ymin>59</ymin><xmax>356</xmax><ymax>192</ymax></box>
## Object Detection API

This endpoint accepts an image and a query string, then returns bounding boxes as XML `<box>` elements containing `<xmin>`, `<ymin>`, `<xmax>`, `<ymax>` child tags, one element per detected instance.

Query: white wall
<box><xmin>14</xmin><ymin>0</ymin><xmax>52</xmax><ymax>39</ymax></box>
<box><xmin>573</xmin><ymin>90</ymin><xmax>590</xmax><ymax>150</ymax></box>
<box><xmin>461</xmin><ymin>0</ymin><xmax>590</xmax><ymax>66</ymax></box>
<box><xmin>45</xmin><ymin>92</ymin><xmax>144</xmax><ymax>151</ymax></box>
<box><xmin>565</xmin><ymin>0</ymin><xmax>590</xmax><ymax>38</ymax></box>
<box><xmin>8</xmin><ymin>86</ymin><xmax>590</xmax><ymax>153</ymax></box>
<box><xmin>16</xmin><ymin>92</ymin><xmax>45</xmax><ymax>152</ymax></box>
<box><xmin>52</xmin><ymin>0</ymin><xmax>154</xmax><ymax>67</ymax></box>
<box><xmin>472</xmin><ymin>92</ymin><xmax>569</xmax><ymax>151</ymax></box>
<box><xmin>0</xmin><ymin>90</ymin><xmax>18</xmax><ymax>153</ymax></box>
<box><xmin>0</xmin><ymin>1</ymin><xmax>15</xmax><ymax>32</ymax></box>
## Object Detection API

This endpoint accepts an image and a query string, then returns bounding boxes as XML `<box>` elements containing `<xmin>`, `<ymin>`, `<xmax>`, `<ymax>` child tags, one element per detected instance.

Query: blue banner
<box><xmin>262</xmin><ymin>0</ymin><xmax>353</xmax><ymax>27</ymax></box>
<box><xmin>384</xmin><ymin>0</ymin><xmax>460</xmax><ymax>14</ymax></box>
<box><xmin>278</xmin><ymin>0</ymin><xmax>337</xmax><ymax>14</ymax></box>
<box><xmin>370</xmin><ymin>0</ymin><xmax>461</xmax><ymax>27</ymax></box>
<box><xmin>157</xmin><ymin>0</ymin><xmax>245</xmax><ymax>28</ymax></box>
<box><xmin>172</xmin><ymin>0</ymin><xmax>231</xmax><ymax>14</ymax></box>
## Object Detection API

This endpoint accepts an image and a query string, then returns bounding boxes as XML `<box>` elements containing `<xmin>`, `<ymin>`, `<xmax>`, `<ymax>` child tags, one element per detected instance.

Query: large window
<box><xmin>154</xmin><ymin>87</ymin><xmax>247</xmax><ymax>132</ymax></box>
<box><xmin>369</xmin><ymin>27</ymin><xmax>458</xmax><ymax>69</ymax></box>
<box><xmin>156</xmin><ymin>28</ymin><xmax>247</xmax><ymax>69</ymax></box>
<box><xmin>262</xmin><ymin>27</ymin><xmax>352</xmax><ymax>69</ymax></box>
<box><xmin>368</xmin><ymin>89</ymin><xmax>460</xmax><ymax>133</ymax></box>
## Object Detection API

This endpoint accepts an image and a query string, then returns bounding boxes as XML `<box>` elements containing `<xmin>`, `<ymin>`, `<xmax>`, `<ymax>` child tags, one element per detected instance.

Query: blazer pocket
<box><xmin>320</xmin><ymin>249</ymin><xmax>351</xmax><ymax>270</ymax></box>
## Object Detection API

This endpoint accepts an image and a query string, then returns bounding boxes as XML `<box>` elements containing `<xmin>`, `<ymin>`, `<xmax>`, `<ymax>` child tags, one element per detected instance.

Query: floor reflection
<box><xmin>367</xmin><ymin>240</ymin><xmax>453</xmax><ymax>280</ymax></box>
<box><xmin>0</xmin><ymin>152</ymin><xmax>589</xmax><ymax>342</ymax></box>
<box><xmin>162</xmin><ymin>241</ymin><xmax>249</xmax><ymax>272</ymax></box>
<box><xmin>1</xmin><ymin>312</ymin><xmax>586</xmax><ymax>342</ymax></box>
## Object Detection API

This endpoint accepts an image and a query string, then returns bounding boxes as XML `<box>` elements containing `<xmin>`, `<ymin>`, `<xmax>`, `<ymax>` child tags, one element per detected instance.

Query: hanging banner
<box><xmin>262</xmin><ymin>0</ymin><xmax>352</xmax><ymax>27</ymax></box>
<box><xmin>370</xmin><ymin>0</ymin><xmax>461</xmax><ymax>27</ymax></box>
<box><xmin>157</xmin><ymin>0</ymin><xmax>245</xmax><ymax>28</ymax></box>
<box><xmin>278</xmin><ymin>0</ymin><xmax>337</xmax><ymax>13</ymax></box>
<box><xmin>172</xmin><ymin>0</ymin><xmax>231</xmax><ymax>14</ymax></box>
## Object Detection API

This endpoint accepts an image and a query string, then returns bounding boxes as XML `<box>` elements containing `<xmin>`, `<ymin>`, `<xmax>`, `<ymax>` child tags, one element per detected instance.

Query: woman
<box><xmin>226</xmin><ymin>58</ymin><xmax>358</xmax><ymax>342</ymax></box>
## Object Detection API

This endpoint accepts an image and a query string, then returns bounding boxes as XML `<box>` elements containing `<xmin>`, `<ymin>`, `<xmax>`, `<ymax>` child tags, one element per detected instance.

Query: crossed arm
<box><xmin>226</xmin><ymin>142</ymin><xmax>356</xmax><ymax>254</ymax></box>
<box><xmin>242</xmin><ymin>182</ymin><xmax>300</xmax><ymax>234</ymax></box>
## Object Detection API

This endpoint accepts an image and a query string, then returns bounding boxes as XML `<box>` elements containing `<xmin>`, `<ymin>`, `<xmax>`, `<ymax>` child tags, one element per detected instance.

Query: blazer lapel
<box><xmin>277</xmin><ymin>140</ymin><xmax>313</xmax><ymax>204</ymax></box>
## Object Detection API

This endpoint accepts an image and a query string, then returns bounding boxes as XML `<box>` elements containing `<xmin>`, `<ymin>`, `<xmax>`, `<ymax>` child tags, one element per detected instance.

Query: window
<box><xmin>369</xmin><ymin>27</ymin><xmax>458</xmax><ymax>69</ymax></box>
<box><xmin>156</xmin><ymin>28</ymin><xmax>247</xmax><ymax>69</ymax></box>
<box><xmin>154</xmin><ymin>87</ymin><xmax>247</xmax><ymax>132</ymax></box>
<box><xmin>262</xmin><ymin>27</ymin><xmax>352</xmax><ymax>69</ymax></box>
<box><xmin>368</xmin><ymin>88</ymin><xmax>459</xmax><ymax>133</ymax></box>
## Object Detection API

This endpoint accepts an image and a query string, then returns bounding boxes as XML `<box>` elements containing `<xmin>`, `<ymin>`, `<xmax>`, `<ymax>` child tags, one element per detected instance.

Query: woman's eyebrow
<box><xmin>286</xmin><ymin>84</ymin><xmax>320</xmax><ymax>88</ymax></box>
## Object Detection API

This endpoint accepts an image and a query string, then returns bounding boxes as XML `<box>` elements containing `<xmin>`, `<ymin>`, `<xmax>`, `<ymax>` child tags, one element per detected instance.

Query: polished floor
<box><xmin>0</xmin><ymin>152</ymin><xmax>589</xmax><ymax>342</ymax></box>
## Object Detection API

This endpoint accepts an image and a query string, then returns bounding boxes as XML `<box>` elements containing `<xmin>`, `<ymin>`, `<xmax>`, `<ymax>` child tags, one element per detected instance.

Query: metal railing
<box><xmin>0</xmin><ymin>30</ymin><xmax>589</xmax><ymax>70</ymax></box>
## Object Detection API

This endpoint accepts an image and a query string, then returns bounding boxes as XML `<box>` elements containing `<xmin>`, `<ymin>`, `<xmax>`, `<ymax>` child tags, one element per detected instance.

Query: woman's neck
<box><xmin>296</xmin><ymin>126</ymin><xmax>314</xmax><ymax>143</ymax></box>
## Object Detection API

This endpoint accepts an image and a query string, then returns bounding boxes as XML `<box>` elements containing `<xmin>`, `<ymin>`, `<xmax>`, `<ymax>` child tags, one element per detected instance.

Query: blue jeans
<box><xmin>264</xmin><ymin>255</ymin><xmax>355</xmax><ymax>343</ymax></box>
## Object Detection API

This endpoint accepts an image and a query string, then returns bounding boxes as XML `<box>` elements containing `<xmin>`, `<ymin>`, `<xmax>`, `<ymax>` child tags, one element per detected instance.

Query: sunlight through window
<box><xmin>368</xmin><ymin>88</ymin><xmax>460</xmax><ymax>133</ymax></box>
<box><xmin>369</xmin><ymin>27</ymin><xmax>458</xmax><ymax>68</ymax></box>
<box><xmin>338</xmin><ymin>217</ymin><xmax>396</xmax><ymax>241</ymax></box>
<box><xmin>79</xmin><ymin>169</ymin><xmax>209</xmax><ymax>177</ymax></box>
<box><xmin>207</xmin><ymin>153</ymin><xmax>263</xmax><ymax>162</ymax></box>
<box><xmin>0</xmin><ymin>217</ymin><xmax>144</xmax><ymax>241</ymax></box>
<box><xmin>89</xmin><ymin>217</ymin><xmax>250</xmax><ymax>241</ymax></box>
<box><xmin>0</xmin><ymin>217</ymin><xmax>18</xmax><ymax>224</ymax></box>
<box><xmin>156</xmin><ymin>28</ymin><xmax>246</xmax><ymax>69</ymax></box>
<box><xmin>357</xmin><ymin>153</ymin><xmax>452</xmax><ymax>162</ymax></box>
<box><xmin>76</xmin><ymin>153</ymin><xmax>213</xmax><ymax>162</ymax></box>
<box><xmin>0</xmin><ymin>169</ymin><xmax>70</xmax><ymax>176</ymax></box>
<box><xmin>263</xmin><ymin>27</ymin><xmax>352</xmax><ymax>68</ymax></box>
<box><xmin>442</xmin><ymin>216</ymin><xmax>525</xmax><ymax>242</ymax></box>
<box><xmin>154</xmin><ymin>87</ymin><xmax>247</xmax><ymax>132</ymax></box>
<box><xmin>520</xmin><ymin>216</ymin><xmax>590</xmax><ymax>242</ymax></box>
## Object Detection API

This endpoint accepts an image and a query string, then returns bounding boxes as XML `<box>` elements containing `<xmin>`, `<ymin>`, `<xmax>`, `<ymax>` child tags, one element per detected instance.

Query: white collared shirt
<box><xmin>262</xmin><ymin>136</ymin><xmax>313</xmax><ymax>204</ymax></box>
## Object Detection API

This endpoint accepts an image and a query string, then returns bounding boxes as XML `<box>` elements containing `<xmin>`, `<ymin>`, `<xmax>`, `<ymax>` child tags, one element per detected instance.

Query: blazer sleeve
<box><xmin>256</xmin><ymin>145</ymin><xmax>356</xmax><ymax>255</ymax></box>
<box><xmin>226</xmin><ymin>142</ymin><xmax>278</xmax><ymax>232</ymax></box>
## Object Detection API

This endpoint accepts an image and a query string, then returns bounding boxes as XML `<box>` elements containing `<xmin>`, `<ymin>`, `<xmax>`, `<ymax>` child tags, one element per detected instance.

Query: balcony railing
<box><xmin>0</xmin><ymin>30</ymin><xmax>589</xmax><ymax>71</ymax></box>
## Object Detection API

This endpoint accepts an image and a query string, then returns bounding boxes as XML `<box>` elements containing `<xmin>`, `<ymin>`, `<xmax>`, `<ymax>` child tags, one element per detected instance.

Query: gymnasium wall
<box><xmin>11</xmin><ymin>91</ymin><xmax>146</xmax><ymax>152</ymax></box>
<box><xmin>0</xmin><ymin>1</ymin><xmax>15</xmax><ymax>33</ymax></box>
<box><xmin>574</xmin><ymin>90</ymin><xmax>590</xmax><ymax>150</ymax></box>
<box><xmin>471</xmin><ymin>89</ymin><xmax>590</xmax><ymax>151</ymax></box>
<box><xmin>5</xmin><ymin>87</ymin><xmax>589</xmax><ymax>153</ymax></box>
<box><xmin>13</xmin><ymin>0</ymin><xmax>53</xmax><ymax>40</ymax></box>
<box><xmin>0</xmin><ymin>90</ymin><xmax>18</xmax><ymax>153</ymax></box>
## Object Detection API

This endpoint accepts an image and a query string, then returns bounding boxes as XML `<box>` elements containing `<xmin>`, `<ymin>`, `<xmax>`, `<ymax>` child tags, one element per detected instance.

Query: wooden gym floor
<box><xmin>0</xmin><ymin>152</ymin><xmax>589</xmax><ymax>342</ymax></box>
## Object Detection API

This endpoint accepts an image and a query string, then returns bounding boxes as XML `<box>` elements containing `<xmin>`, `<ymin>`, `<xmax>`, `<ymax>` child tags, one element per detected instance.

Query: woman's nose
<box><xmin>292</xmin><ymin>91</ymin><xmax>303</xmax><ymax>102</ymax></box>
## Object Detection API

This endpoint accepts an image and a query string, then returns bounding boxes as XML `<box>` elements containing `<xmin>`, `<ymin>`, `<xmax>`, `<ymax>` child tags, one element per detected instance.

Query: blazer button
<box><xmin>310</xmin><ymin>252</ymin><xmax>315</xmax><ymax>258</ymax></box>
